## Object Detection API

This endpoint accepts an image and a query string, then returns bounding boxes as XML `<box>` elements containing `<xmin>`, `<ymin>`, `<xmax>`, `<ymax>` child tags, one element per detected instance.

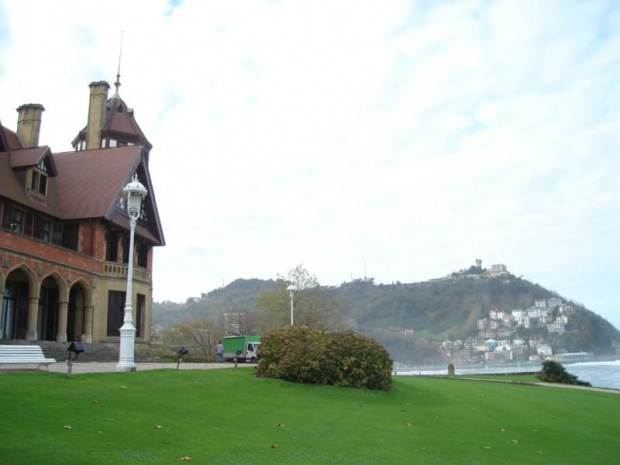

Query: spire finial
<box><xmin>114</xmin><ymin>31</ymin><xmax>124</xmax><ymax>97</ymax></box>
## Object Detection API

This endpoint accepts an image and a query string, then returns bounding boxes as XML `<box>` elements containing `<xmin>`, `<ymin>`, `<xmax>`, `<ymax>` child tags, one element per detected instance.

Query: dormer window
<box><xmin>103</xmin><ymin>138</ymin><xmax>129</xmax><ymax>148</ymax></box>
<box><xmin>29</xmin><ymin>168</ymin><xmax>48</xmax><ymax>195</ymax></box>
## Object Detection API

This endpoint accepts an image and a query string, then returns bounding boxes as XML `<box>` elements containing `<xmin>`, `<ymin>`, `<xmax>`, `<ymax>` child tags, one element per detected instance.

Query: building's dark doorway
<box><xmin>2</xmin><ymin>270</ymin><xmax>30</xmax><ymax>340</ymax></box>
<box><xmin>68</xmin><ymin>284</ymin><xmax>87</xmax><ymax>342</ymax></box>
<box><xmin>38</xmin><ymin>277</ymin><xmax>59</xmax><ymax>341</ymax></box>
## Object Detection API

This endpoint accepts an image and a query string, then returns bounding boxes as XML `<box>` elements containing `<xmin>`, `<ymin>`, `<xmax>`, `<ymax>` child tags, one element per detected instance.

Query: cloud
<box><xmin>1</xmin><ymin>0</ymin><xmax>619</xmax><ymax>328</ymax></box>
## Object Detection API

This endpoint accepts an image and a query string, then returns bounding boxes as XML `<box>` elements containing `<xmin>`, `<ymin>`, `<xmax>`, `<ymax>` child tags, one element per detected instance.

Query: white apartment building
<box><xmin>537</xmin><ymin>344</ymin><xmax>553</xmax><ymax>357</ymax></box>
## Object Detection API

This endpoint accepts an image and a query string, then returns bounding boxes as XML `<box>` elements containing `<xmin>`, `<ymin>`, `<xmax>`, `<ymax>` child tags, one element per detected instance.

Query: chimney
<box><xmin>16</xmin><ymin>104</ymin><xmax>45</xmax><ymax>148</ymax></box>
<box><xmin>86</xmin><ymin>81</ymin><xmax>110</xmax><ymax>150</ymax></box>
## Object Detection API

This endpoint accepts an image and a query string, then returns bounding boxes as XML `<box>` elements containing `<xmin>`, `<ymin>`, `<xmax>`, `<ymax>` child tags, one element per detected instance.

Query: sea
<box><xmin>395</xmin><ymin>360</ymin><xmax>620</xmax><ymax>390</ymax></box>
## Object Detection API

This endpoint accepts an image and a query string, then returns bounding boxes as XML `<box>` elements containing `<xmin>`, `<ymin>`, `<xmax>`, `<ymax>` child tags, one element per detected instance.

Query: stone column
<box><xmin>85</xmin><ymin>306</ymin><xmax>94</xmax><ymax>343</ymax></box>
<box><xmin>26</xmin><ymin>296</ymin><xmax>39</xmax><ymax>341</ymax></box>
<box><xmin>0</xmin><ymin>283</ymin><xmax>5</xmax><ymax>337</ymax></box>
<box><xmin>57</xmin><ymin>301</ymin><xmax>68</xmax><ymax>343</ymax></box>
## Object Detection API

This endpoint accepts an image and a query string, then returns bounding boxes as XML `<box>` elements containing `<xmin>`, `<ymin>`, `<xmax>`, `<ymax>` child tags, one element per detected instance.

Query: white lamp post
<box><xmin>117</xmin><ymin>175</ymin><xmax>147</xmax><ymax>372</ymax></box>
<box><xmin>287</xmin><ymin>285</ymin><xmax>297</xmax><ymax>326</ymax></box>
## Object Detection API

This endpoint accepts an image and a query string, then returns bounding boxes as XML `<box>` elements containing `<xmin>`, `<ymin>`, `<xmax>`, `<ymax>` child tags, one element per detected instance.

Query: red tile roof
<box><xmin>1</xmin><ymin>126</ymin><xmax>24</xmax><ymax>150</ymax></box>
<box><xmin>71</xmin><ymin>96</ymin><xmax>152</xmax><ymax>150</ymax></box>
<box><xmin>53</xmin><ymin>145</ymin><xmax>143</xmax><ymax>220</ymax></box>
<box><xmin>106</xmin><ymin>97</ymin><xmax>146</xmax><ymax>137</ymax></box>
<box><xmin>9</xmin><ymin>146</ymin><xmax>52</xmax><ymax>169</ymax></box>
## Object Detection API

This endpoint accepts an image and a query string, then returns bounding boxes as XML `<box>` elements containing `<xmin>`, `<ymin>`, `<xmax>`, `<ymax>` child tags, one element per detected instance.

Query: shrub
<box><xmin>537</xmin><ymin>360</ymin><xmax>591</xmax><ymax>386</ymax></box>
<box><xmin>257</xmin><ymin>326</ymin><xmax>393</xmax><ymax>391</ymax></box>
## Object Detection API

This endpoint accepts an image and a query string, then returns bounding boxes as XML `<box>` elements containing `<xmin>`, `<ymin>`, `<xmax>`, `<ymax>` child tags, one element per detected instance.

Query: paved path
<box><xmin>1</xmin><ymin>361</ymin><xmax>254</xmax><ymax>374</ymax></box>
<box><xmin>454</xmin><ymin>376</ymin><xmax>620</xmax><ymax>395</ymax></box>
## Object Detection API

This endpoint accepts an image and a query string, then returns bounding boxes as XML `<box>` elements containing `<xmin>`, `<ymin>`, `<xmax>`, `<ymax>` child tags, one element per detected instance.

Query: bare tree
<box><xmin>258</xmin><ymin>265</ymin><xmax>342</xmax><ymax>334</ymax></box>
<box><xmin>154</xmin><ymin>317</ymin><xmax>224</xmax><ymax>359</ymax></box>
<box><xmin>278</xmin><ymin>263</ymin><xmax>320</xmax><ymax>290</ymax></box>
<box><xmin>224</xmin><ymin>308</ymin><xmax>258</xmax><ymax>336</ymax></box>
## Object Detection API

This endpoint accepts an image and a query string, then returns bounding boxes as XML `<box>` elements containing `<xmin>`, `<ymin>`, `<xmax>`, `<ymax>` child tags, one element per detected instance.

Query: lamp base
<box><xmin>117</xmin><ymin>323</ymin><xmax>137</xmax><ymax>372</ymax></box>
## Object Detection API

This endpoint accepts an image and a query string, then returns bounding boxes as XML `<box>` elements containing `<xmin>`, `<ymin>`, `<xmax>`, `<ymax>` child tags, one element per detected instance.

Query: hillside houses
<box><xmin>478</xmin><ymin>297</ymin><xmax>573</xmax><ymax>335</ymax></box>
<box><xmin>439</xmin><ymin>297</ymin><xmax>576</xmax><ymax>364</ymax></box>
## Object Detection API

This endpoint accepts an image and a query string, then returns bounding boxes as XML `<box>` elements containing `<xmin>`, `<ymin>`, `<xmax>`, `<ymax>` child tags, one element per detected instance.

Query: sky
<box><xmin>1</xmin><ymin>0</ymin><xmax>619</xmax><ymax>329</ymax></box>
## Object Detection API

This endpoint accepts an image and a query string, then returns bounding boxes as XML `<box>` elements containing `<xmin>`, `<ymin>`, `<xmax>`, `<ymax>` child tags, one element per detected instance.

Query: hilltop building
<box><xmin>0</xmin><ymin>79</ymin><xmax>164</xmax><ymax>348</ymax></box>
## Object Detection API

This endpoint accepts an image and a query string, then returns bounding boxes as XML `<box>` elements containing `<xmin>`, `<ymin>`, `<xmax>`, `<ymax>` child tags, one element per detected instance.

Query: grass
<box><xmin>0</xmin><ymin>368</ymin><xmax>618</xmax><ymax>464</ymax></box>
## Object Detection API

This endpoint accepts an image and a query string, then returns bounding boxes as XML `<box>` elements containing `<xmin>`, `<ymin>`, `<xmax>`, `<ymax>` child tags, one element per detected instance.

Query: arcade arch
<box><xmin>67</xmin><ymin>280</ymin><xmax>93</xmax><ymax>343</ymax></box>
<box><xmin>1</xmin><ymin>265</ymin><xmax>37</xmax><ymax>340</ymax></box>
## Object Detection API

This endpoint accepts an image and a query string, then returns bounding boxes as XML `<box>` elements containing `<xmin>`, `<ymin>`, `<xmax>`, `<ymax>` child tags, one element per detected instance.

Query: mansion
<box><xmin>0</xmin><ymin>79</ymin><xmax>165</xmax><ymax>348</ymax></box>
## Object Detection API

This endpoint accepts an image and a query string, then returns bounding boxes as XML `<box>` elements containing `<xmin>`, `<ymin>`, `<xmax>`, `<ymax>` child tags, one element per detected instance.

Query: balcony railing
<box><xmin>103</xmin><ymin>263</ymin><xmax>151</xmax><ymax>283</ymax></box>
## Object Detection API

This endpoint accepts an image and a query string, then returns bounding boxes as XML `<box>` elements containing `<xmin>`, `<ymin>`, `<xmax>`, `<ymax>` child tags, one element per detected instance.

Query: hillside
<box><xmin>153</xmin><ymin>278</ymin><xmax>281</xmax><ymax>327</ymax></box>
<box><xmin>153</xmin><ymin>272</ymin><xmax>620</xmax><ymax>364</ymax></box>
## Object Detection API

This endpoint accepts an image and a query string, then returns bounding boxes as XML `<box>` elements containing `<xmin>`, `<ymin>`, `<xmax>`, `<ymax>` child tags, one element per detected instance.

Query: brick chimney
<box><xmin>86</xmin><ymin>81</ymin><xmax>110</xmax><ymax>150</ymax></box>
<box><xmin>16</xmin><ymin>104</ymin><xmax>45</xmax><ymax>148</ymax></box>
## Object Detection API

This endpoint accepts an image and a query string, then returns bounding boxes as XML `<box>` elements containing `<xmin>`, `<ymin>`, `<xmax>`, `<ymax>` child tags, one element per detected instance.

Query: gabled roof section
<box><xmin>0</xmin><ymin>124</ymin><xmax>60</xmax><ymax>216</ymax></box>
<box><xmin>53</xmin><ymin>145</ymin><xmax>143</xmax><ymax>220</ymax></box>
<box><xmin>9</xmin><ymin>146</ymin><xmax>57</xmax><ymax>176</ymax></box>
<box><xmin>0</xmin><ymin>120</ymin><xmax>9</xmax><ymax>152</ymax></box>
<box><xmin>52</xmin><ymin>145</ymin><xmax>164</xmax><ymax>246</ymax></box>
<box><xmin>0</xmin><ymin>123</ymin><xmax>24</xmax><ymax>151</ymax></box>
<box><xmin>71</xmin><ymin>95</ymin><xmax>152</xmax><ymax>152</ymax></box>
<box><xmin>0</xmin><ymin>147</ymin><xmax>34</xmax><ymax>207</ymax></box>
<box><xmin>104</xmin><ymin>96</ymin><xmax>151</xmax><ymax>147</ymax></box>
<box><xmin>106</xmin><ymin>158</ymin><xmax>165</xmax><ymax>246</ymax></box>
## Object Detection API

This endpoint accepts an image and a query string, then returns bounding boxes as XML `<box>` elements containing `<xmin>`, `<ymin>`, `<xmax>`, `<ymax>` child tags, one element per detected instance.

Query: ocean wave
<box><xmin>570</xmin><ymin>360</ymin><xmax>620</xmax><ymax>368</ymax></box>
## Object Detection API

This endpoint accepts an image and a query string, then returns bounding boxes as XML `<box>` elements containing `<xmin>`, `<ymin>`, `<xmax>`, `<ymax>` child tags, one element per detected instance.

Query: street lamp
<box><xmin>117</xmin><ymin>175</ymin><xmax>147</xmax><ymax>372</ymax></box>
<box><xmin>287</xmin><ymin>285</ymin><xmax>297</xmax><ymax>326</ymax></box>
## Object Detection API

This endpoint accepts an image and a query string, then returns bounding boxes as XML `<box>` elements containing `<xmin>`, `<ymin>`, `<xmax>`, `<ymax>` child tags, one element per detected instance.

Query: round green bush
<box><xmin>257</xmin><ymin>326</ymin><xmax>393</xmax><ymax>391</ymax></box>
<box><xmin>537</xmin><ymin>360</ymin><xmax>591</xmax><ymax>386</ymax></box>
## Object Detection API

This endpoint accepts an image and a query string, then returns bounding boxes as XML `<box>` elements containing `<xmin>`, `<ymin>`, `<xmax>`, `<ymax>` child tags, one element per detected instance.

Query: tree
<box><xmin>257</xmin><ymin>265</ymin><xmax>343</xmax><ymax>334</ymax></box>
<box><xmin>537</xmin><ymin>360</ymin><xmax>591</xmax><ymax>386</ymax></box>
<box><xmin>278</xmin><ymin>263</ymin><xmax>320</xmax><ymax>290</ymax></box>
<box><xmin>223</xmin><ymin>308</ymin><xmax>258</xmax><ymax>335</ymax></box>
<box><xmin>153</xmin><ymin>317</ymin><xmax>224</xmax><ymax>360</ymax></box>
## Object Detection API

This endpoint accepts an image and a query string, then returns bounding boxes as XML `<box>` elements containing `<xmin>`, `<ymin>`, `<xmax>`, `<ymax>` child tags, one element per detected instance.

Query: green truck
<box><xmin>222</xmin><ymin>335</ymin><xmax>261</xmax><ymax>363</ymax></box>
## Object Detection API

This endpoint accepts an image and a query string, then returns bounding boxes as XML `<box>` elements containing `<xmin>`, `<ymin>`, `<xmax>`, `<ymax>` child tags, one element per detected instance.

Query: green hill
<box><xmin>153</xmin><ymin>278</ymin><xmax>281</xmax><ymax>326</ymax></box>
<box><xmin>153</xmin><ymin>272</ymin><xmax>620</xmax><ymax>364</ymax></box>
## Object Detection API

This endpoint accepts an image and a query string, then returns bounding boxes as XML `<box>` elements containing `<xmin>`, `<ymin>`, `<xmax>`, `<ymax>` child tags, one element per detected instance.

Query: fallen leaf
<box><xmin>92</xmin><ymin>400</ymin><xmax>99</xmax><ymax>404</ymax></box>
<box><xmin>156</xmin><ymin>425</ymin><xmax>163</xmax><ymax>429</ymax></box>
<box><xmin>499</xmin><ymin>428</ymin><xmax>506</xmax><ymax>432</ymax></box>
<box><xmin>120</xmin><ymin>385</ymin><xmax>127</xmax><ymax>389</ymax></box>
<box><xmin>179</xmin><ymin>456</ymin><xmax>192</xmax><ymax>461</ymax></box>
<box><xmin>64</xmin><ymin>425</ymin><xmax>72</xmax><ymax>430</ymax></box>
<box><xmin>511</xmin><ymin>439</ymin><xmax>520</xmax><ymax>444</ymax></box>
<box><xmin>98</xmin><ymin>431</ymin><xmax>103</xmax><ymax>434</ymax></box>
<box><xmin>406</xmin><ymin>422</ymin><xmax>412</xmax><ymax>427</ymax></box>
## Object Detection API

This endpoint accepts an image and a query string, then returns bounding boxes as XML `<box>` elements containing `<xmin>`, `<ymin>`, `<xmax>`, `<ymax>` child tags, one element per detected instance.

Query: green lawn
<box><xmin>0</xmin><ymin>368</ymin><xmax>618</xmax><ymax>464</ymax></box>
